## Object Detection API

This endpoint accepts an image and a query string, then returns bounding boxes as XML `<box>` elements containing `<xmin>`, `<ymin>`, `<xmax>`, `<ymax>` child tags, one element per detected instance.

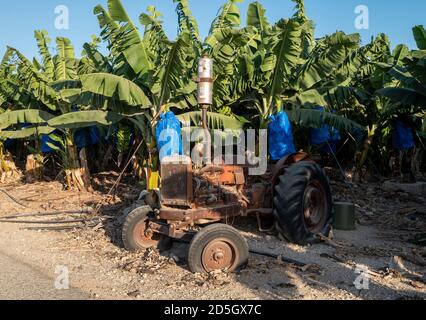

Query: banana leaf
<box><xmin>0</xmin><ymin>109</ymin><xmax>54</xmax><ymax>130</ymax></box>
<box><xmin>177</xmin><ymin>111</ymin><xmax>244</xmax><ymax>130</ymax></box>
<box><xmin>47</xmin><ymin>110</ymin><xmax>124</xmax><ymax>129</ymax></box>
<box><xmin>286</xmin><ymin>108</ymin><xmax>365</xmax><ymax>132</ymax></box>
<box><xmin>79</xmin><ymin>73</ymin><xmax>152</xmax><ymax>108</ymax></box>
<box><xmin>247</xmin><ymin>1</ymin><xmax>269</xmax><ymax>33</ymax></box>
<box><xmin>377</xmin><ymin>87</ymin><xmax>426</xmax><ymax>108</ymax></box>
<box><xmin>0</xmin><ymin>126</ymin><xmax>55</xmax><ymax>139</ymax></box>
<box><xmin>413</xmin><ymin>25</ymin><xmax>426</xmax><ymax>50</ymax></box>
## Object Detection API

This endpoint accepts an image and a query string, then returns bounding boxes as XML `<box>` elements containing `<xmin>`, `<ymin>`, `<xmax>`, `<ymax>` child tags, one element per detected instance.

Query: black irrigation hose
<box><xmin>0</xmin><ymin>189</ymin><xmax>27</xmax><ymax>207</ymax></box>
<box><xmin>23</xmin><ymin>223</ymin><xmax>99</xmax><ymax>231</ymax></box>
<box><xmin>249</xmin><ymin>249</ymin><xmax>307</xmax><ymax>267</ymax></box>
<box><xmin>0</xmin><ymin>218</ymin><xmax>99</xmax><ymax>224</ymax></box>
<box><xmin>0</xmin><ymin>209</ymin><xmax>92</xmax><ymax>220</ymax></box>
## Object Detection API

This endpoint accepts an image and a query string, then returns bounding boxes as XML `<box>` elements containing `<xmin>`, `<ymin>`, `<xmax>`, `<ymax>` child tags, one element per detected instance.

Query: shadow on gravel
<box><xmin>233</xmin><ymin>217</ymin><xmax>426</xmax><ymax>300</ymax></box>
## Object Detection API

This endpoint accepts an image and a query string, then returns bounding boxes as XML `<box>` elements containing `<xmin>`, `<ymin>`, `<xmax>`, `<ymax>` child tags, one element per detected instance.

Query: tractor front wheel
<box><xmin>187</xmin><ymin>224</ymin><xmax>249</xmax><ymax>274</ymax></box>
<box><xmin>122</xmin><ymin>206</ymin><xmax>172</xmax><ymax>252</ymax></box>
<box><xmin>274</xmin><ymin>161</ymin><xmax>332</xmax><ymax>245</ymax></box>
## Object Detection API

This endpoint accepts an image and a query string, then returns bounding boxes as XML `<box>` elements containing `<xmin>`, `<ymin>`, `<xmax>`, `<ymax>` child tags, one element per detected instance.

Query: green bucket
<box><xmin>333</xmin><ymin>202</ymin><xmax>356</xmax><ymax>231</ymax></box>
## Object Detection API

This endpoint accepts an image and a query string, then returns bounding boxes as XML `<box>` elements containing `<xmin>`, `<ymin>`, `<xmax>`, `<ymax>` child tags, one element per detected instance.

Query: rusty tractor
<box><xmin>121</xmin><ymin>57</ymin><xmax>333</xmax><ymax>274</ymax></box>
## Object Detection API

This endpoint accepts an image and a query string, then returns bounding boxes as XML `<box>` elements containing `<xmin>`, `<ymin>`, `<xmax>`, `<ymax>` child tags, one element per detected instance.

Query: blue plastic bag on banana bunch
<box><xmin>74</xmin><ymin>126</ymin><xmax>101</xmax><ymax>150</ymax></box>
<box><xmin>268</xmin><ymin>111</ymin><xmax>296</xmax><ymax>161</ymax></box>
<box><xmin>156</xmin><ymin>112</ymin><xmax>183</xmax><ymax>162</ymax></box>
<box><xmin>309</xmin><ymin>106</ymin><xmax>341</xmax><ymax>154</ymax></box>
<box><xmin>393</xmin><ymin>120</ymin><xmax>415</xmax><ymax>151</ymax></box>
<box><xmin>41</xmin><ymin>130</ymin><xmax>62</xmax><ymax>154</ymax></box>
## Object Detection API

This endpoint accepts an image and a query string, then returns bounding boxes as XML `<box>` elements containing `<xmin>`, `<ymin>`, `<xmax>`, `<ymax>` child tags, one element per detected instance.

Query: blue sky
<box><xmin>0</xmin><ymin>0</ymin><xmax>425</xmax><ymax>60</ymax></box>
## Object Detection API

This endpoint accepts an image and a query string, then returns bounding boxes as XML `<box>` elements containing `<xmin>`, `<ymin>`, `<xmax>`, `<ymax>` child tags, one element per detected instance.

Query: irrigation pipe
<box><xmin>249</xmin><ymin>249</ymin><xmax>307</xmax><ymax>267</ymax></box>
<box><xmin>0</xmin><ymin>209</ymin><xmax>92</xmax><ymax>220</ymax></box>
<box><xmin>0</xmin><ymin>218</ymin><xmax>100</xmax><ymax>224</ymax></box>
<box><xmin>0</xmin><ymin>189</ymin><xmax>27</xmax><ymax>207</ymax></box>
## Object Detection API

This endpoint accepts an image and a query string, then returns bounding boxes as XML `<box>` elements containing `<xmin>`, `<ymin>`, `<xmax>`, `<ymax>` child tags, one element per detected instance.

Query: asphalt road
<box><xmin>0</xmin><ymin>249</ymin><xmax>89</xmax><ymax>300</ymax></box>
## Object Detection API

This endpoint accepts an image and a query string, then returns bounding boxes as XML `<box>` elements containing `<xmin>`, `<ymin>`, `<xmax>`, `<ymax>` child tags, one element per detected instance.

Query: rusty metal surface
<box><xmin>147</xmin><ymin>220</ymin><xmax>184</xmax><ymax>239</ymax></box>
<box><xmin>155</xmin><ymin>154</ymin><xmax>317</xmax><ymax>237</ymax></box>
<box><xmin>158</xmin><ymin>160</ymin><xmax>279</xmax><ymax>229</ymax></box>
<box><xmin>243</xmin><ymin>183</ymin><xmax>267</xmax><ymax>209</ymax></box>
<box><xmin>202</xmin><ymin>238</ymin><xmax>238</xmax><ymax>272</ymax></box>
<box><xmin>161</xmin><ymin>160</ymin><xmax>193</xmax><ymax>207</ymax></box>
<box><xmin>133</xmin><ymin>219</ymin><xmax>162</xmax><ymax>249</ymax></box>
<box><xmin>159</xmin><ymin>203</ymin><xmax>242</xmax><ymax>223</ymax></box>
<box><xmin>197</xmin><ymin>165</ymin><xmax>245</xmax><ymax>186</ymax></box>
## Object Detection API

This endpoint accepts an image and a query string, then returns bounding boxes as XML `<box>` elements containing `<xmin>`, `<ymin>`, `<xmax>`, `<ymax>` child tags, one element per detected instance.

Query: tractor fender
<box><xmin>271</xmin><ymin>152</ymin><xmax>312</xmax><ymax>187</ymax></box>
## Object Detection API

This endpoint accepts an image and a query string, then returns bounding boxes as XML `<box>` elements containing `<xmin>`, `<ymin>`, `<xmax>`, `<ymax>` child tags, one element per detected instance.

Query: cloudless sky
<box><xmin>0</xmin><ymin>0</ymin><xmax>425</xmax><ymax>60</ymax></box>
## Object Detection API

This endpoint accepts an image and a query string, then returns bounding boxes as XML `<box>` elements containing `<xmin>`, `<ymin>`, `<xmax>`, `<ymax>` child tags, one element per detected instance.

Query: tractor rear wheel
<box><xmin>187</xmin><ymin>224</ymin><xmax>249</xmax><ymax>274</ymax></box>
<box><xmin>122</xmin><ymin>206</ymin><xmax>172</xmax><ymax>252</ymax></box>
<box><xmin>274</xmin><ymin>161</ymin><xmax>332</xmax><ymax>245</ymax></box>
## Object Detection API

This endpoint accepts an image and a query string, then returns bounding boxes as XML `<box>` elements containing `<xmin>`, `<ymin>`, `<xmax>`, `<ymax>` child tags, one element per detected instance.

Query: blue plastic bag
<box><xmin>268</xmin><ymin>111</ymin><xmax>296</xmax><ymax>161</ymax></box>
<box><xmin>74</xmin><ymin>126</ymin><xmax>101</xmax><ymax>150</ymax></box>
<box><xmin>42</xmin><ymin>127</ymin><xmax>100</xmax><ymax>153</ymax></box>
<box><xmin>310</xmin><ymin>107</ymin><xmax>341</xmax><ymax>154</ymax></box>
<box><xmin>4</xmin><ymin>139</ymin><xmax>15</xmax><ymax>148</ymax></box>
<box><xmin>310</xmin><ymin>126</ymin><xmax>341</xmax><ymax>153</ymax></box>
<box><xmin>41</xmin><ymin>131</ymin><xmax>62</xmax><ymax>154</ymax></box>
<box><xmin>393</xmin><ymin>120</ymin><xmax>415</xmax><ymax>150</ymax></box>
<box><xmin>156</xmin><ymin>112</ymin><xmax>183</xmax><ymax>162</ymax></box>
<box><xmin>4</xmin><ymin>123</ymin><xmax>31</xmax><ymax>147</ymax></box>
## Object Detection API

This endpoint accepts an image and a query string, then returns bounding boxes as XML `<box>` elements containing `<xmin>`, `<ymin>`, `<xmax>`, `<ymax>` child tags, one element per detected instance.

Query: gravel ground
<box><xmin>0</xmin><ymin>174</ymin><xmax>425</xmax><ymax>300</ymax></box>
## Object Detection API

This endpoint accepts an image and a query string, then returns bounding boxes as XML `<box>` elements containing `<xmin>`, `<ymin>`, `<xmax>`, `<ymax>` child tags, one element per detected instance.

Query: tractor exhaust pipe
<box><xmin>197</xmin><ymin>55</ymin><xmax>213</xmax><ymax>163</ymax></box>
<box><xmin>197</xmin><ymin>55</ymin><xmax>213</xmax><ymax>130</ymax></box>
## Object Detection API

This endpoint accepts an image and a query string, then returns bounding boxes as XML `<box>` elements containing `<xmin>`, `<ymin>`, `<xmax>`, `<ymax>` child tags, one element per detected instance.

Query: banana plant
<box><xmin>72</xmin><ymin>0</ymin><xmax>244</xmax><ymax>176</ymax></box>
<box><xmin>368</xmin><ymin>26</ymin><xmax>426</xmax><ymax>175</ymax></box>
<box><xmin>210</xmin><ymin>0</ymin><xmax>365</xmax><ymax>132</ymax></box>
<box><xmin>0</xmin><ymin>107</ymin><xmax>20</xmax><ymax>182</ymax></box>
<box><xmin>314</xmin><ymin>27</ymin><xmax>425</xmax><ymax>177</ymax></box>
<box><xmin>0</xmin><ymin>139</ymin><xmax>20</xmax><ymax>183</ymax></box>
<box><xmin>0</xmin><ymin>31</ymin><xmax>123</xmax><ymax>191</ymax></box>
<box><xmin>377</xmin><ymin>26</ymin><xmax>426</xmax><ymax>115</ymax></box>
<box><xmin>1</xmin><ymin>0</ymin><xmax>422</xmax><ymax>182</ymax></box>
<box><xmin>74</xmin><ymin>0</ymin><xmax>365</xmax><ymax>160</ymax></box>
<box><xmin>91</xmin><ymin>0</ymin><xmax>198</xmax><ymax>110</ymax></box>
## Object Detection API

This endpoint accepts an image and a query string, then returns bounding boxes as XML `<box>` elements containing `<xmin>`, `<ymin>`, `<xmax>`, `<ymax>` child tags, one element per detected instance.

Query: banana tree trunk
<box><xmin>0</xmin><ymin>142</ymin><xmax>20</xmax><ymax>184</ymax></box>
<box><xmin>64</xmin><ymin>134</ymin><xmax>93</xmax><ymax>192</ymax></box>
<box><xmin>24</xmin><ymin>137</ymin><xmax>44</xmax><ymax>183</ymax></box>
<box><xmin>101</xmin><ymin>145</ymin><xmax>114</xmax><ymax>171</ymax></box>
<box><xmin>132</xmin><ymin>157</ymin><xmax>145</xmax><ymax>180</ymax></box>
<box><xmin>136</xmin><ymin>132</ymin><xmax>158</xmax><ymax>186</ymax></box>
<box><xmin>25</xmin><ymin>154</ymin><xmax>43</xmax><ymax>183</ymax></box>
<box><xmin>79</xmin><ymin>148</ymin><xmax>94</xmax><ymax>192</ymax></box>
<box><xmin>400</xmin><ymin>148</ymin><xmax>416</xmax><ymax>183</ymax></box>
<box><xmin>354</xmin><ymin>126</ymin><xmax>376</xmax><ymax>182</ymax></box>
